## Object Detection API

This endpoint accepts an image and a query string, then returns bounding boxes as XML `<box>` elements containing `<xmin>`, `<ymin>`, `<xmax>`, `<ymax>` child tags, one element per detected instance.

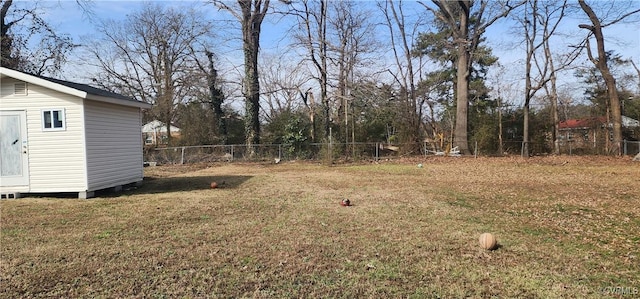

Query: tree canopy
<box><xmin>7</xmin><ymin>0</ymin><xmax>640</xmax><ymax>156</ymax></box>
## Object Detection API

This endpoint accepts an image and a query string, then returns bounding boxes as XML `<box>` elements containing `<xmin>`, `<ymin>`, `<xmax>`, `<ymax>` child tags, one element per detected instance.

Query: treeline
<box><xmin>2</xmin><ymin>0</ymin><xmax>639</xmax><ymax>156</ymax></box>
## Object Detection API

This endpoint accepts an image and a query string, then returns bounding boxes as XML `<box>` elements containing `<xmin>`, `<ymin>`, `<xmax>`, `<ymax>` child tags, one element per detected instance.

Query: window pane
<box><xmin>44</xmin><ymin>111</ymin><xmax>52</xmax><ymax>128</ymax></box>
<box><xmin>53</xmin><ymin>110</ymin><xmax>63</xmax><ymax>128</ymax></box>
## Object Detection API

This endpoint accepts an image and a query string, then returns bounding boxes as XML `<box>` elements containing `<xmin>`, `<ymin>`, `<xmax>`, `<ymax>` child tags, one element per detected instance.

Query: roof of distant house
<box><xmin>142</xmin><ymin>120</ymin><xmax>181</xmax><ymax>133</ymax></box>
<box><xmin>558</xmin><ymin>117</ymin><xmax>606</xmax><ymax>129</ymax></box>
<box><xmin>559</xmin><ymin>116</ymin><xmax>639</xmax><ymax>129</ymax></box>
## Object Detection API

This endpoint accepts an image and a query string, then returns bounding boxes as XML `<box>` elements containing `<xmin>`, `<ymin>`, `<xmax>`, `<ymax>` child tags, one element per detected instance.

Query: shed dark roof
<box><xmin>36</xmin><ymin>75</ymin><xmax>137</xmax><ymax>102</ymax></box>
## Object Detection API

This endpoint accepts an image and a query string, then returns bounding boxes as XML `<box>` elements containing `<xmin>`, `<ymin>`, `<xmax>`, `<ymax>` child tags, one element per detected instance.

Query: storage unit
<box><xmin>1</xmin><ymin>67</ymin><xmax>152</xmax><ymax>198</ymax></box>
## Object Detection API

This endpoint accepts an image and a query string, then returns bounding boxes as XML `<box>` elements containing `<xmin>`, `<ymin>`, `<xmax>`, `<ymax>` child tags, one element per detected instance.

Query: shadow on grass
<box><xmin>9</xmin><ymin>176</ymin><xmax>253</xmax><ymax>199</ymax></box>
<box><xmin>129</xmin><ymin>175</ymin><xmax>254</xmax><ymax>195</ymax></box>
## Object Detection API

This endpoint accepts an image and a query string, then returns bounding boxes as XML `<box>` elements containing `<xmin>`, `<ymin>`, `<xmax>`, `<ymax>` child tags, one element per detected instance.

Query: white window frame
<box><xmin>42</xmin><ymin>108</ymin><xmax>66</xmax><ymax>131</ymax></box>
<box><xmin>145</xmin><ymin>134</ymin><xmax>154</xmax><ymax>144</ymax></box>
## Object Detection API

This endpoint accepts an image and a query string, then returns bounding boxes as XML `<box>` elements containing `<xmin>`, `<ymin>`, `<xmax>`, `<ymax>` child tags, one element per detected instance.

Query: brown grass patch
<box><xmin>2</xmin><ymin>156</ymin><xmax>639</xmax><ymax>298</ymax></box>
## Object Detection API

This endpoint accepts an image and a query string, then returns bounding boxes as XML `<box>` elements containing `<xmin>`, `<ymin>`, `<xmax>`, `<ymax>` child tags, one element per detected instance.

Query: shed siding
<box><xmin>84</xmin><ymin>100</ymin><xmax>144</xmax><ymax>191</ymax></box>
<box><xmin>0</xmin><ymin>78</ymin><xmax>87</xmax><ymax>192</ymax></box>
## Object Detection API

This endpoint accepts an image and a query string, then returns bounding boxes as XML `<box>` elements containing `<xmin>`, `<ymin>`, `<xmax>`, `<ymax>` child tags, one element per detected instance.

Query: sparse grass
<box><xmin>1</xmin><ymin>156</ymin><xmax>639</xmax><ymax>298</ymax></box>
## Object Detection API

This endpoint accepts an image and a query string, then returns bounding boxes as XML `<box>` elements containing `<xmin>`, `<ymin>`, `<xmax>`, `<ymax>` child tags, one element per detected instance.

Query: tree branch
<box><xmin>602</xmin><ymin>8</ymin><xmax>640</xmax><ymax>27</ymax></box>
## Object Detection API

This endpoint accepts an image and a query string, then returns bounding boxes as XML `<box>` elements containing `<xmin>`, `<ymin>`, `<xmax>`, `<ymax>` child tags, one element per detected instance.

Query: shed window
<box><xmin>42</xmin><ymin>109</ymin><xmax>65</xmax><ymax>131</ymax></box>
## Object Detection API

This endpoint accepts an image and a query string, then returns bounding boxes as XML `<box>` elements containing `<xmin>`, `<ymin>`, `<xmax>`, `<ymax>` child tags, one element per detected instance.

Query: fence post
<box><xmin>474</xmin><ymin>141</ymin><xmax>478</xmax><ymax>158</ymax></box>
<box><xmin>423</xmin><ymin>142</ymin><xmax>426</xmax><ymax>157</ymax></box>
<box><xmin>375</xmin><ymin>143</ymin><xmax>379</xmax><ymax>161</ymax></box>
<box><xmin>569</xmin><ymin>141</ymin><xmax>572</xmax><ymax>156</ymax></box>
<box><xmin>180</xmin><ymin>147</ymin><xmax>185</xmax><ymax>164</ymax></box>
<box><xmin>623</xmin><ymin>139</ymin><xmax>627</xmax><ymax>155</ymax></box>
<box><xmin>328</xmin><ymin>127</ymin><xmax>333</xmax><ymax>163</ymax></box>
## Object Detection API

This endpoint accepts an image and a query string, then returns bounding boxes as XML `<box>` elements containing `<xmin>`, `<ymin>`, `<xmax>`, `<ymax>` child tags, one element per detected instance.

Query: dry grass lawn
<box><xmin>1</xmin><ymin>156</ymin><xmax>639</xmax><ymax>298</ymax></box>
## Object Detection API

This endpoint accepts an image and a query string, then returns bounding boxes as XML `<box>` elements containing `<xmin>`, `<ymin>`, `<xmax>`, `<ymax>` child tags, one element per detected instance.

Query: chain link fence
<box><xmin>495</xmin><ymin>140</ymin><xmax>640</xmax><ymax>156</ymax></box>
<box><xmin>143</xmin><ymin>140</ymin><xmax>640</xmax><ymax>165</ymax></box>
<box><xmin>144</xmin><ymin>142</ymin><xmax>436</xmax><ymax>165</ymax></box>
<box><xmin>555</xmin><ymin>139</ymin><xmax>640</xmax><ymax>156</ymax></box>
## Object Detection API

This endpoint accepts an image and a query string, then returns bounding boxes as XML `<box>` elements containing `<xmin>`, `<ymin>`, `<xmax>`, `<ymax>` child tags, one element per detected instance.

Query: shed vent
<box><xmin>14</xmin><ymin>83</ymin><xmax>27</xmax><ymax>95</ymax></box>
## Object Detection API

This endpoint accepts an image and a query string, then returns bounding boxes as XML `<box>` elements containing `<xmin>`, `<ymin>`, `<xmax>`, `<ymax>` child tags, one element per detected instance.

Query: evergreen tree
<box><xmin>413</xmin><ymin>4</ymin><xmax>499</xmax><ymax>151</ymax></box>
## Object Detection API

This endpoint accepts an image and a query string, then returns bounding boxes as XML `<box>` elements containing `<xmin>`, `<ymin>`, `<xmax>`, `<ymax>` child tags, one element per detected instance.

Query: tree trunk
<box><xmin>522</xmin><ymin>5</ymin><xmax>531</xmax><ymax>157</ymax></box>
<box><xmin>319</xmin><ymin>0</ymin><xmax>329</xmax><ymax>140</ymax></box>
<box><xmin>498</xmin><ymin>97</ymin><xmax>503</xmax><ymax>155</ymax></box>
<box><xmin>206</xmin><ymin>51</ymin><xmax>227</xmax><ymax>145</ymax></box>
<box><xmin>541</xmin><ymin>9</ymin><xmax>562</xmax><ymax>156</ymax></box>
<box><xmin>603</xmin><ymin>70</ymin><xmax>622</xmax><ymax>154</ymax></box>
<box><xmin>550</xmin><ymin>79</ymin><xmax>560</xmax><ymax>155</ymax></box>
<box><xmin>242</xmin><ymin>23</ymin><xmax>260</xmax><ymax>148</ymax></box>
<box><xmin>321</xmin><ymin>60</ymin><xmax>329</xmax><ymax>140</ymax></box>
<box><xmin>522</xmin><ymin>0</ymin><xmax>537</xmax><ymax>158</ymax></box>
<box><xmin>522</xmin><ymin>102</ymin><xmax>530</xmax><ymax>156</ymax></box>
<box><xmin>578</xmin><ymin>0</ymin><xmax>622</xmax><ymax>155</ymax></box>
<box><xmin>453</xmin><ymin>2</ymin><xmax>470</xmax><ymax>154</ymax></box>
<box><xmin>161</xmin><ymin>41</ymin><xmax>174</xmax><ymax>145</ymax></box>
<box><xmin>546</xmin><ymin>51</ymin><xmax>561</xmax><ymax>155</ymax></box>
<box><xmin>239</xmin><ymin>0</ymin><xmax>269</xmax><ymax>152</ymax></box>
<box><xmin>307</xmin><ymin>91</ymin><xmax>316</xmax><ymax>142</ymax></box>
<box><xmin>0</xmin><ymin>0</ymin><xmax>15</xmax><ymax>69</ymax></box>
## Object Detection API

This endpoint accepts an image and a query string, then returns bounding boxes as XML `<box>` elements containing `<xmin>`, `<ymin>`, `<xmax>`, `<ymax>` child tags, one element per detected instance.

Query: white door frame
<box><xmin>1</xmin><ymin>110</ymin><xmax>29</xmax><ymax>187</ymax></box>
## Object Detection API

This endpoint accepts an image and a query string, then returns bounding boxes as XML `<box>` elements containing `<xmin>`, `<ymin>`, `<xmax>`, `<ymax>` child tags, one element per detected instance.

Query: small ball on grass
<box><xmin>479</xmin><ymin>233</ymin><xmax>498</xmax><ymax>250</ymax></box>
<box><xmin>210</xmin><ymin>181</ymin><xmax>218</xmax><ymax>189</ymax></box>
<box><xmin>340</xmin><ymin>199</ymin><xmax>351</xmax><ymax>206</ymax></box>
<box><xmin>417</xmin><ymin>163</ymin><xmax>423</xmax><ymax>168</ymax></box>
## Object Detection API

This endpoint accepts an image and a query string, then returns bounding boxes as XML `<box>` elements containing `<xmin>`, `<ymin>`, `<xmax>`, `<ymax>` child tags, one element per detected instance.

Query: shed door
<box><xmin>1</xmin><ymin>110</ymin><xmax>29</xmax><ymax>186</ymax></box>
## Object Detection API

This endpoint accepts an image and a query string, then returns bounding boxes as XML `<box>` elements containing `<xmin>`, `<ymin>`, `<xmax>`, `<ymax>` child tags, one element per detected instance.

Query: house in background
<box><xmin>0</xmin><ymin>67</ymin><xmax>152</xmax><ymax>199</ymax></box>
<box><xmin>558</xmin><ymin>115</ymin><xmax>640</xmax><ymax>153</ymax></box>
<box><xmin>142</xmin><ymin>120</ymin><xmax>181</xmax><ymax>146</ymax></box>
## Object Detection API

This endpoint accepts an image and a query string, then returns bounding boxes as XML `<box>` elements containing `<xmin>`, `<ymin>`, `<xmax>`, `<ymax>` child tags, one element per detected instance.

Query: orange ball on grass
<box><xmin>479</xmin><ymin>233</ymin><xmax>498</xmax><ymax>250</ymax></box>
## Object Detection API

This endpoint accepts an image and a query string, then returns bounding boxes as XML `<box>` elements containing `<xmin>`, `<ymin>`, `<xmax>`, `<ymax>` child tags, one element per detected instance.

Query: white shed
<box><xmin>0</xmin><ymin>67</ymin><xmax>152</xmax><ymax>199</ymax></box>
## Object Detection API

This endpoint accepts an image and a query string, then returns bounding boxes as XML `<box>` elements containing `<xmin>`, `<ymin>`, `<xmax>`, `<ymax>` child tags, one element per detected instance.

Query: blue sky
<box><xmin>42</xmin><ymin>1</ymin><xmax>639</xmax><ymax>53</ymax></box>
<box><xmin>26</xmin><ymin>0</ymin><xmax>640</xmax><ymax>103</ymax></box>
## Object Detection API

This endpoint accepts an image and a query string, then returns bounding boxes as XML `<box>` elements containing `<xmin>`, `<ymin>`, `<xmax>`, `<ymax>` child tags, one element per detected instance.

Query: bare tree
<box><xmin>288</xmin><ymin>0</ymin><xmax>330</xmax><ymax>140</ymax></box>
<box><xmin>517</xmin><ymin>0</ymin><xmax>581</xmax><ymax>156</ymax></box>
<box><xmin>85</xmin><ymin>3</ymin><xmax>215</xmax><ymax>144</ymax></box>
<box><xmin>203</xmin><ymin>51</ymin><xmax>228</xmax><ymax>145</ymax></box>
<box><xmin>1</xmin><ymin>0</ymin><xmax>79</xmax><ymax>75</ymax></box>
<box><xmin>327</xmin><ymin>0</ymin><xmax>377</xmax><ymax>146</ymax></box>
<box><xmin>541</xmin><ymin>23</ymin><xmax>586</xmax><ymax>155</ymax></box>
<box><xmin>487</xmin><ymin>63</ymin><xmax>515</xmax><ymax>155</ymax></box>
<box><xmin>259</xmin><ymin>53</ymin><xmax>310</xmax><ymax>122</ymax></box>
<box><xmin>379</xmin><ymin>0</ymin><xmax>424</xmax><ymax>145</ymax></box>
<box><xmin>212</xmin><ymin>0</ymin><xmax>270</xmax><ymax>152</ymax></box>
<box><xmin>419</xmin><ymin>0</ymin><xmax>520</xmax><ymax>154</ymax></box>
<box><xmin>578</xmin><ymin>0</ymin><xmax>640</xmax><ymax>155</ymax></box>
